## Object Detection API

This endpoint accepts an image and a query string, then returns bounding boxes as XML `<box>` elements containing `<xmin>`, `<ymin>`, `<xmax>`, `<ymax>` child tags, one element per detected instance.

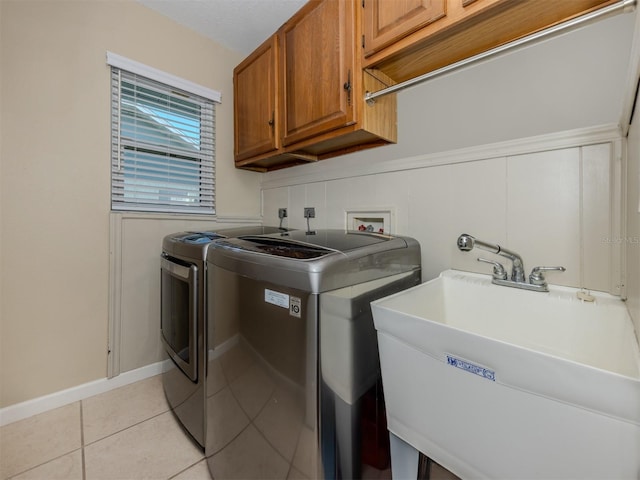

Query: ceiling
<box><xmin>137</xmin><ymin>0</ymin><xmax>307</xmax><ymax>55</ymax></box>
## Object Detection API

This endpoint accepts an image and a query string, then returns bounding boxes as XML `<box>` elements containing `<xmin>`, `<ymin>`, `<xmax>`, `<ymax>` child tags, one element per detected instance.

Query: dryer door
<box><xmin>161</xmin><ymin>254</ymin><xmax>198</xmax><ymax>381</ymax></box>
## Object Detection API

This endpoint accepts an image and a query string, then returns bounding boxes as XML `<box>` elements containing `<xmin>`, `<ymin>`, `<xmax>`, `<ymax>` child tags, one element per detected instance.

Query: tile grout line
<box><xmin>4</xmin><ymin>450</ymin><xmax>84</xmax><ymax>480</ymax></box>
<box><xmin>221</xmin><ymin>383</ymin><xmax>302</xmax><ymax>476</ymax></box>
<box><xmin>82</xmin><ymin>408</ymin><xmax>171</xmax><ymax>448</ymax></box>
<box><xmin>166</xmin><ymin>457</ymin><xmax>206</xmax><ymax>480</ymax></box>
<box><xmin>3</xmin><ymin>402</ymin><xmax>86</xmax><ymax>480</ymax></box>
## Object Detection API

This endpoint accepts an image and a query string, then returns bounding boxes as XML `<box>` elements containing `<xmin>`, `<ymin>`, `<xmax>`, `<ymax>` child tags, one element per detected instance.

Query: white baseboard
<box><xmin>0</xmin><ymin>360</ymin><xmax>172</xmax><ymax>427</ymax></box>
<box><xmin>3</xmin><ymin>333</ymin><xmax>242</xmax><ymax>427</ymax></box>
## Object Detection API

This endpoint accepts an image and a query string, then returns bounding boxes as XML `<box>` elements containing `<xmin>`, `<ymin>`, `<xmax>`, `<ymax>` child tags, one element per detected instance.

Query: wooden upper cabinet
<box><xmin>363</xmin><ymin>0</ymin><xmax>616</xmax><ymax>83</ymax></box>
<box><xmin>233</xmin><ymin>0</ymin><xmax>616</xmax><ymax>171</ymax></box>
<box><xmin>234</xmin><ymin>0</ymin><xmax>397</xmax><ymax>171</ymax></box>
<box><xmin>234</xmin><ymin>35</ymin><xmax>280</xmax><ymax>161</ymax></box>
<box><xmin>364</xmin><ymin>0</ymin><xmax>446</xmax><ymax>58</ymax></box>
<box><xmin>281</xmin><ymin>0</ymin><xmax>356</xmax><ymax>146</ymax></box>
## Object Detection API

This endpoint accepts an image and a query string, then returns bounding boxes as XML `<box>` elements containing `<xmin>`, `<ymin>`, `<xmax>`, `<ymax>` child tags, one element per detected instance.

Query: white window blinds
<box><xmin>110</xmin><ymin>65</ymin><xmax>216</xmax><ymax>214</ymax></box>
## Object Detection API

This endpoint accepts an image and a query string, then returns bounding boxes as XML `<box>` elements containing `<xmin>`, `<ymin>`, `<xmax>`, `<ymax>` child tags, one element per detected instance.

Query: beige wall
<box><xmin>0</xmin><ymin>0</ymin><xmax>260</xmax><ymax>407</ymax></box>
<box><xmin>621</xmin><ymin>8</ymin><xmax>640</xmax><ymax>337</ymax></box>
<box><xmin>626</xmin><ymin>90</ymin><xmax>640</xmax><ymax>334</ymax></box>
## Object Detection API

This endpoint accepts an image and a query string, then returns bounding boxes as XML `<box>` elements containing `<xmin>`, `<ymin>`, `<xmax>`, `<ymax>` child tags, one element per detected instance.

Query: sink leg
<box><xmin>417</xmin><ymin>452</ymin><xmax>432</xmax><ymax>480</ymax></box>
<box><xmin>390</xmin><ymin>433</ymin><xmax>420</xmax><ymax>479</ymax></box>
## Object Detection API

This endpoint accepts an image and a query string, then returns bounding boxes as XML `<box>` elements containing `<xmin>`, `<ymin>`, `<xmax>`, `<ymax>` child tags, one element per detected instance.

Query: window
<box><xmin>108</xmin><ymin>53</ymin><xmax>220</xmax><ymax>214</ymax></box>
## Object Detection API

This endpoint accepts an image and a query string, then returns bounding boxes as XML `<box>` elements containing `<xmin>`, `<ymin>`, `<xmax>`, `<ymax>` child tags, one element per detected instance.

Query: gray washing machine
<box><xmin>160</xmin><ymin>226</ymin><xmax>289</xmax><ymax>448</ymax></box>
<box><xmin>205</xmin><ymin>229</ymin><xmax>421</xmax><ymax>479</ymax></box>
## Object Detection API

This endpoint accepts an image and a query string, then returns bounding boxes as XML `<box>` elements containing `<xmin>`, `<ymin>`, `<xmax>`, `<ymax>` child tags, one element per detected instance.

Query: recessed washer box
<box><xmin>345</xmin><ymin>209</ymin><xmax>393</xmax><ymax>234</ymax></box>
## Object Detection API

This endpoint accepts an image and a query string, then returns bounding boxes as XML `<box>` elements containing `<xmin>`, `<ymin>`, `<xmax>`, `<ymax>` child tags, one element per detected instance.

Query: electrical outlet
<box><xmin>304</xmin><ymin>207</ymin><xmax>315</xmax><ymax>218</ymax></box>
<box><xmin>278</xmin><ymin>208</ymin><xmax>288</xmax><ymax>219</ymax></box>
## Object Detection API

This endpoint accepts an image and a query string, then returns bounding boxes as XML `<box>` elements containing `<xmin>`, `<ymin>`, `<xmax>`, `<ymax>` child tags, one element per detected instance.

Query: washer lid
<box><xmin>173</xmin><ymin>226</ymin><xmax>291</xmax><ymax>245</ymax></box>
<box><xmin>215</xmin><ymin>235</ymin><xmax>335</xmax><ymax>259</ymax></box>
<box><xmin>209</xmin><ymin>229</ymin><xmax>421</xmax><ymax>293</ymax></box>
<box><xmin>179</xmin><ymin>232</ymin><xmax>225</xmax><ymax>244</ymax></box>
<box><xmin>213</xmin><ymin>230</ymin><xmax>396</xmax><ymax>259</ymax></box>
<box><xmin>259</xmin><ymin>230</ymin><xmax>393</xmax><ymax>252</ymax></box>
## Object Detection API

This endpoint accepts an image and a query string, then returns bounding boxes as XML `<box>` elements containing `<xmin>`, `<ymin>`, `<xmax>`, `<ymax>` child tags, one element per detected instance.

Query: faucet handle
<box><xmin>529</xmin><ymin>266</ymin><xmax>566</xmax><ymax>286</ymax></box>
<box><xmin>477</xmin><ymin>257</ymin><xmax>507</xmax><ymax>280</ymax></box>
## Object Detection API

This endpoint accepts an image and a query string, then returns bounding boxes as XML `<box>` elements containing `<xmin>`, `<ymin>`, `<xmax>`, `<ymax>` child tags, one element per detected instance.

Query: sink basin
<box><xmin>371</xmin><ymin>269</ymin><xmax>640</xmax><ymax>479</ymax></box>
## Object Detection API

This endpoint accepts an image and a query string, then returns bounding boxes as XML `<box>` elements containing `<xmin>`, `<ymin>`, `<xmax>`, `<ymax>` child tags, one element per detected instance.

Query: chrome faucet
<box><xmin>457</xmin><ymin>234</ymin><xmax>565</xmax><ymax>292</ymax></box>
<box><xmin>457</xmin><ymin>234</ymin><xmax>526</xmax><ymax>282</ymax></box>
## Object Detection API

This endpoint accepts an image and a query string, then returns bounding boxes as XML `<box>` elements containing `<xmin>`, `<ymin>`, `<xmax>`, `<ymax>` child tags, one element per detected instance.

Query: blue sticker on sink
<box><xmin>447</xmin><ymin>355</ymin><xmax>495</xmax><ymax>381</ymax></box>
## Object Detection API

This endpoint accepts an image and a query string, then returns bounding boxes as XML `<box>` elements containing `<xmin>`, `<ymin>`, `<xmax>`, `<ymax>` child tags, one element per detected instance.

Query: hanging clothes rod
<box><xmin>365</xmin><ymin>0</ymin><xmax>636</xmax><ymax>104</ymax></box>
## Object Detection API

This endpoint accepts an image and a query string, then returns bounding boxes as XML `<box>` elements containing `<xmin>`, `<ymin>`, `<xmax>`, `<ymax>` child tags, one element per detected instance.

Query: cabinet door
<box><xmin>281</xmin><ymin>0</ymin><xmax>356</xmax><ymax>147</ymax></box>
<box><xmin>364</xmin><ymin>0</ymin><xmax>446</xmax><ymax>57</ymax></box>
<box><xmin>234</xmin><ymin>35</ymin><xmax>279</xmax><ymax>161</ymax></box>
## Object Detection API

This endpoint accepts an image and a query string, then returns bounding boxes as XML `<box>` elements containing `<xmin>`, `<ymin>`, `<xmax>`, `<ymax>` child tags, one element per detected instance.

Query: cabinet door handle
<box><xmin>268</xmin><ymin>111</ymin><xmax>275</xmax><ymax>127</ymax></box>
<box><xmin>343</xmin><ymin>70</ymin><xmax>352</xmax><ymax>106</ymax></box>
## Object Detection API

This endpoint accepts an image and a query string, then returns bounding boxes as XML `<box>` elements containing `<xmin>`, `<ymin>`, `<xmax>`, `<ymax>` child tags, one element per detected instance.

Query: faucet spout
<box><xmin>456</xmin><ymin>233</ymin><xmax>565</xmax><ymax>292</ymax></box>
<box><xmin>456</xmin><ymin>234</ymin><xmax>525</xmax><ymax>282</ymax></box>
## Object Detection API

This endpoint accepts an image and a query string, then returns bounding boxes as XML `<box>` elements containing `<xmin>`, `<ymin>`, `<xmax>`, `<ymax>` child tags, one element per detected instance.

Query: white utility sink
<box><xmin>371</xmin><ymin>269</ymin><xmax>640</xmax><ymax>479</ymax></box>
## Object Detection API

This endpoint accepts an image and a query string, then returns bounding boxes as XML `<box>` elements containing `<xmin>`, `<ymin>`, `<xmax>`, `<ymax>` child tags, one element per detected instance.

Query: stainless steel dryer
<box><xmin>205</xmin><ymin>230</ymin><xmax>421</xmax><ymax>479</ymax></box>
<box><xmin>160</xmin><ymin>226</ymin><xmax>289</xmax><ymax>448</ymax></box>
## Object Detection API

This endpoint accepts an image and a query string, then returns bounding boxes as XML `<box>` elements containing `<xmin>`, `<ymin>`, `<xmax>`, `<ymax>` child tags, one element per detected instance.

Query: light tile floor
<box><xmin>0</xmin><ymin>374</ymin><xmax>458</xmax><ymax>480</ymax></box>
<box><xmin>0</xmin><ymin>375</ymin><xmax>206</xmax><ymax>480</ymax></box>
